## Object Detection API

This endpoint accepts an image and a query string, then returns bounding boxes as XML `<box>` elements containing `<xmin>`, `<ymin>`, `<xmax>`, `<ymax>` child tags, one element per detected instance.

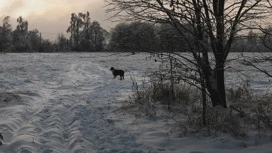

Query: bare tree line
<box><xmin>0</xmin><ymin>12</ymin><xmax>109</xmax><ymax>52</ymax></box>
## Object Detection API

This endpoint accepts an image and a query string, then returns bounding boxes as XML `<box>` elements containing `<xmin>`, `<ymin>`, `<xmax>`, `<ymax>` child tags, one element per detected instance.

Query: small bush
<box><xmin>227</xmin><ymin>80</ymin><xmax>252</xmax><ymax>104</ymax></box>
<box><xmin>129</xmin><ymin>76</ymin><xmax>201</xmax><ymax>111</ymax></box>
<box><xmin>170</xmin><ymin>105</ymin><xmax>247</xmax><ymax>137</ymax></box>
<box><xmin>226</xmin><ymin>81</ymin><xmax>272</xmax><ymax>134</ymax></box>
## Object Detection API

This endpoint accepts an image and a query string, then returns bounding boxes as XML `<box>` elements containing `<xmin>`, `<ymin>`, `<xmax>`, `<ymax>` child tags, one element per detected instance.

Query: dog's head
<box><xmin>110</xmin><ymin>67</ymin><xmax>115</xmax><ymax>71</ymax></box>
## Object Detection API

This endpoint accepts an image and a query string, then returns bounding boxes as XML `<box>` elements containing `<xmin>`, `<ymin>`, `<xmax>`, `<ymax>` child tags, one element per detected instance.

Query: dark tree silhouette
<box><xmin>106</xmin><ymin>0</ymin><xmax>270</xmax><ymax>108</ymax></box>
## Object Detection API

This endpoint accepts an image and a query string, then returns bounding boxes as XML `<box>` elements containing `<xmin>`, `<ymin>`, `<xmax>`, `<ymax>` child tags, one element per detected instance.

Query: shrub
<box><xmin>129</xmin><ymin>76</ymin><xmax>201</xmax><ymax>110</ymax></box>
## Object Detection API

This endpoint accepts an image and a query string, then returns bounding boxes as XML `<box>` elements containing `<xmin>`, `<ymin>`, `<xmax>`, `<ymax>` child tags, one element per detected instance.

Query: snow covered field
<box><xmin>0</xmin><ymin>53</ymin><xmax>271</xmax><ymax>153</ymax></box>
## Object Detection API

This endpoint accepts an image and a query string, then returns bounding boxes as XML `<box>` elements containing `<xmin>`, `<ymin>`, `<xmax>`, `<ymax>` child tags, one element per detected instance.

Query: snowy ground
<box><xmin>0</xmin><ymin>53</ymin><xmax>271</xmax><ymax>153</ymax></box>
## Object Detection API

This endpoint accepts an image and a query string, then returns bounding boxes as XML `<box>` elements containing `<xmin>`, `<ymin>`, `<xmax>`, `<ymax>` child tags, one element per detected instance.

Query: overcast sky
<box><xmin>0</xmin><ymin>0</ymin><xmax>113</xmax><ymax>41</ymax></box>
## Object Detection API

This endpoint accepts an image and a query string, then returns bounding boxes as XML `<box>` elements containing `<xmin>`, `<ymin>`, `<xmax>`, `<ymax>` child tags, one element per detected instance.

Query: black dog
<box><xmin>110</xmin><ymin>67</ymin><xmax>125</xmax><ymax>80</ymax></box>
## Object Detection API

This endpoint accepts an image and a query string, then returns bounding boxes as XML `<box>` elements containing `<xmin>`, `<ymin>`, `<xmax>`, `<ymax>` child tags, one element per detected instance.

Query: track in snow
<box><xmin>0</xmin><ymin>54</ymin><xmax>154</xmax><ymax>153</ymax></box>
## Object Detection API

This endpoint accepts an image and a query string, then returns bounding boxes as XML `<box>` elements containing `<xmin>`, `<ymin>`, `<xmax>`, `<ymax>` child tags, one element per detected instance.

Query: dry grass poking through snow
<box><xmin>227</xmin><ymin>82</ymin><xmax>272</xmax><ymax>136</ymax></box>
<box><xmin>0</xmin><ymin>91</ymin><xmax>25</xmax><ymax>107</ymax></box>
<box><xmin>120</xmin><ymin>77</ymin><xmax>272</xmax><ymax>138</ymax></box>
<box><xmin>125</xmin><ymin>77</ymin><xmax>201</xmax><ymax>118</ymax></box>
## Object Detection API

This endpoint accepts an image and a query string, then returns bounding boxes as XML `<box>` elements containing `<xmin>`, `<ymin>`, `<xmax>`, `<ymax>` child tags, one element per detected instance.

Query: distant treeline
<box><xmin>0</xmin><ymin>13</ymin><xmax>110</xmax><ymax>53</ymax></box>
<box><xmin>107</xmin><ymin>22</ymin><xmax>272</xmax><ymax>53</ymax></box>
<box><xmin>0</xmin><ymin>13</ymin><xmax>271</xmax><ymax>53</ymax></box>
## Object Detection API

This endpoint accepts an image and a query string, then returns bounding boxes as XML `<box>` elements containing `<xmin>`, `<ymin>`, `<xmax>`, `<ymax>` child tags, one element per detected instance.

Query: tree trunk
<box><xmin>203</xmin><ymin>61</ymin><xmax>227</xmax><ymax>108</ymax></box>
<box><xmin>206</xmin><ymin>0</ymin><xmax>226</xmax><ymax>108</ymax></box>
<box><xmin>215</xmin><ymin>61</ymin><xmax>227</xmax><ymax>108</ymax></box>
<box><xmin>199</xmin><ymin>69</ymin><xmax>207</xmax><ymax>126</ymax></box>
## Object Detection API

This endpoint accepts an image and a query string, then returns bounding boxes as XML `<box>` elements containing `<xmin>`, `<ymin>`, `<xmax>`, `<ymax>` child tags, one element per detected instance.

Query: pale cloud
<box><xmin>0</xmin><ymin>0</ymin><xmax>113</xmax><ymax>41</ymax></box>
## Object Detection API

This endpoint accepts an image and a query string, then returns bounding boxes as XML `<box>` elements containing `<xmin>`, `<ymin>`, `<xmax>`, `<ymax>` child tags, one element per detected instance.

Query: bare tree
<box><xmin>106</xmin><ymin>0</ymin><xmax>270</xmax><ymax>108</ymax></box>
<box><xmin>67</xmin><ymin>13</ymin><xmax>84</xmax><ymax>51</ymax></box>
<box><xmin>56</xmin><ymin>33</ymin><xmax>69</xmax><ymax>51</ymax></box>
<box><xmin>13</xmin><ymin>16</ymin><xmax>30</xmax><ymax>52</ymax></box>
<box><xmin>0</xmin><ymin>16</ymin><xmax>12</xmax><ymax>52</ymax></box>
<box><xmin>109</xmin><ymin>22</ymin><xmax>158</xmax><ymax>52</ymax></box>
<box><xmin>241</xmin><ymin>26</ymin><xmax>272</xmax><ymax>78</ymax></box>
<box><xmin>67</xmin><ymin>12</ymin><xmax>108</xmax><ymax>51</ymax></box>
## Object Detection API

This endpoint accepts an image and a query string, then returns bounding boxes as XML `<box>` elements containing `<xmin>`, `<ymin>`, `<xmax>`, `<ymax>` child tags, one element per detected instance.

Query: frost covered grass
<box><xmin>123</xmin><ymin>75</ymin><xmax>272</xmax><ymax>140</ymax></box>
<box><xmin>122</xmin><ymin>76</ymin><xmax>201</xmax><ymax>117</ymax></box>
<box><xmin>227</xmin><ymin>83</ymin><xmax>272</xmax><ymax>135</ymax></box>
